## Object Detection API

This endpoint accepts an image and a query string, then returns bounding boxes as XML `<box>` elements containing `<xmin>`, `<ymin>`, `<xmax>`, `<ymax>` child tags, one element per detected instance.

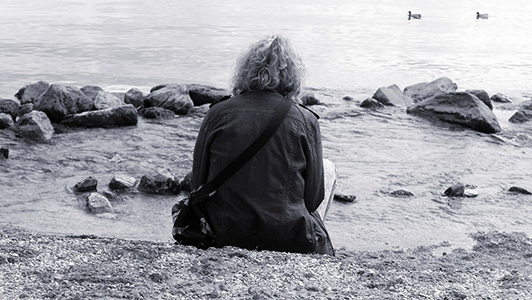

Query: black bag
<box><xmin>171</xmin><ymin>98</ymin><xmax>293</xmax><ymax>249</ymax></box>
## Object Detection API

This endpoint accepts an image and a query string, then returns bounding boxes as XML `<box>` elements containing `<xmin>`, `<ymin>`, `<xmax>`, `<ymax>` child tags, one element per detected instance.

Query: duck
<box><xmin>476</xmin><ymin>12</ymin><xmax>488</xmax><ymax>19</ymax></box>
<box><xmin>408</xmin><ymin>11</ymin><xmax>421</xmax><ymax>20</ymax></box>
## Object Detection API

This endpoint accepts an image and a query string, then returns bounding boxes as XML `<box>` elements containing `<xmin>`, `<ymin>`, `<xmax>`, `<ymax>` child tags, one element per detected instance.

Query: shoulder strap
<box><xmin>192</xmin><ymin>99</ymin><xmax>292</xmax><ymax>201</ymax></box>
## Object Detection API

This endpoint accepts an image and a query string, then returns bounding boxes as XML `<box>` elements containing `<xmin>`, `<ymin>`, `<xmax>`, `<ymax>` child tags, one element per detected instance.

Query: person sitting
<box><xmin>191</xmin><ymin>35</ymin><xmax>336</xmax><ymax>255</ymax></box>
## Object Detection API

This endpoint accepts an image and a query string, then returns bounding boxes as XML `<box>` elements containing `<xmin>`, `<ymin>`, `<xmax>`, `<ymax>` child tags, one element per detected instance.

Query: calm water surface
<box><xmin>1</xmin><ymin>0</ymin><xmax>531</xmax><ymax>251</ymax></box>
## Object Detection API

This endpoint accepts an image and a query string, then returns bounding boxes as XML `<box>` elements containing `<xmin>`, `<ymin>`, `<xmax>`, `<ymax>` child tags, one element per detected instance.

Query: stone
<box><xmin>109</xmin><ymin>174</ymin><xmax>137</xmax><ymax>191</ymax></box>
<box><xmin>34</xmin><ymin>84</ymin><xmax>94</xmax><ymax>122</ymax></box>
<box><xmin>490</xmin><ymin>93</ymin><xmax>512</xmax><ymax>103</ymax></box>
<box><xmin>186</xmin><ymin>104</ymin><xmax>210</xmax><ymax>118</ymax></box>
<box><xmin>390</xmin><ymin>189</ymin><xmax>414</xmax><ymax>197</ymax></box>
<box><xmin>187</xmin><ymin>84</ymin><xmax>231</xmax><ymax>106</ymax></box>
<box><xmin>464</xmin><ymin>189</ymin><xmax>479</xmax><ymax>197</ymax></box>
<box><xmin>0</xmin><ymin>148</ymin><xmax>8</xmax><ymax>159</ymax></box>
<box><xmin>444</xmin><ymin>183</ymin><xmax>465</xmax><ymax>197</ymax></box>
<box><xmin>360</xmin><ymin>98</ymin><xmax>384</xmax><ymax>109</ymax></box>
<box><xmin>0</xmin><ymin>99</ymin><xmax>20</xmax><ymax>121</ymax></box>
<box><xmin>300</xmin><ymin>93</ymin><xmax>321</xmax><ymax>106</ymax></box>
<box><xmin>17</xmin><ymin>104</ymin><xmax>34</xmax><ymax>120</ymax></box>
<box><xmin>372</xmin><ymin>84</ymin><xmax>413</xmax><ymax>106</ymax></box>
<box><xmin>74</xmin><ymin>176</ymin><xmax>98</xmax><ymax>193</ymax></box>
<box><xmin>144</xmin><ymin>84</ymin><xmax>193</xmax><ymax>115</ymax></box>
<box><xmin>140</xmin><ymin>107</ymin><xmax>175</xmax><ymax>119</ymax></box>
<box><xmin>508</xmin><ymin>186</ymin><xmax>531</xmax><ymax>195</ymax></box>
<box><xmin>81</xmin><ymin>85</ymin><xmax>124</xmax><ymax>110</ymax></box>
<box><xmin>14</xmin><ymin>81</ymin><xmax>51</xmax><ymax>104</ymax></box>
<box><xmin>61</xmin><ymin>104</ymin><xmax>138</xmax><ymax>128</ymax></box>
<box><xmin>14</xmin><ymin>110</ymin><xmax>54</xmax><ymax>141</ymax></box>
<box><xmin>333</xmin><ymin>194</ymin><xmax>357</xmax><ymax>203</ymax></box>
<box><xmin>406</xmin><ymin>92</ymin><xmax>501</xmax><ymax>134</ymax></box>
<box><xmin>0</xmin><ymin>113</ymin><xmax>14</xmax><ymax>129</ymax></box>
<box><xmin>508</xmin><ymin>100</ymin><xmax>532</xmax><ymax>123</ymax></box>
<box><xmin>403</xmin><ymin>77</ymin><xmax>458</xmax><ymax>103</ymax></box>
<box><xmin>179</xmin><ymin>172</ymin><xmax>192</xmax><ymax>192</ymax></box>
<box><xmin>86</xmin><ymin>192</ymin><xmax>113</xmax><ymax>213</ymax></box>
<box><xmin>343</xmin><ymin>96</ymin><xmax>354</xmax><ymax>101</ymax></box>
<box><xmin>124</xmin><ymin>88</ymin><xmax>146</xmax><ymax>108</ymax></box>
<box><xmin>138</xmin><ymin>173</ymin><xmax>180</xmax><ymax>195</ymax></box>
<box><xmin>465</xmin><ymin>89</ymin><xmax>492</xmax><ymax>110</ymax></box>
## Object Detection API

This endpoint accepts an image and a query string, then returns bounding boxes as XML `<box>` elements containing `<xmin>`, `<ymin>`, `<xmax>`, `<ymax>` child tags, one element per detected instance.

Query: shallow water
<box><xmin>1</xmin><ymin>0</ymin><xmax>532</xmax><ymax>251</ymax></box>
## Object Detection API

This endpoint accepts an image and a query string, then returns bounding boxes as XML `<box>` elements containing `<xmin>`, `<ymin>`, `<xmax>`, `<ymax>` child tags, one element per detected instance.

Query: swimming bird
<box><xmin>408</xmin><ymin>11</ymin><xmax>421</xmax><ymax>20</ymax></box>
<box><xmin>476</xmin><ymin>12</ymin><xmax>488</xmax><ymax>19</ymax></box>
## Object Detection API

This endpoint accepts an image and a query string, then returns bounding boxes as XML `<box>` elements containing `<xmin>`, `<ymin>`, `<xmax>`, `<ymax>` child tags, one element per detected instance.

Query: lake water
<box><xmin>1</xmin><ymin>0</ymin><xmax>531</xmax><ymax>251</ymax></box>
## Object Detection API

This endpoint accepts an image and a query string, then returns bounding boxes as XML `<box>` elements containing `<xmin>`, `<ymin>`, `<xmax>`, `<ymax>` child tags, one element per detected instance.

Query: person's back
<box><xmin>190</xmin><ymin>35</ymin><xmax>334</xmax><ymax>254</ymax></box>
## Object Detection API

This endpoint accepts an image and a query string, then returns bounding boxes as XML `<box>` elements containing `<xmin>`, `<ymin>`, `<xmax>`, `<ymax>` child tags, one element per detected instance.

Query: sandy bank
<box><xmin>1</xmin><ymin>225</ymin><xmax>531</xmax><ymax>299</ymax></box>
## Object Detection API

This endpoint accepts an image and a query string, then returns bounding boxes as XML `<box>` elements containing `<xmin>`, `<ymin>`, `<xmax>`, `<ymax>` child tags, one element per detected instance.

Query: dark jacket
<box><xmin>191</xmin><ymin>90</ymin><xmax>334</xmax><ymax>254</ymax></box>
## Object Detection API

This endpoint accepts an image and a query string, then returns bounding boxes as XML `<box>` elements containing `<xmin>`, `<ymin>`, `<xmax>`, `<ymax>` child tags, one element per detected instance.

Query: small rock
<box><xmin>444</xmin><ymin>183</ymin><xmax>465</xmax><ymax>197</ymax></box>
<box><xmin>390</xmin><ymin>189</ymin><xmax>414</xmax><ymax>197</ymax></box>
<box><xmin>186</xmin><ymin>104</ymin><xmax>210</xmax><ymax>118</ymax></box>
<box><xmin>342</xmin><ymin>96</ymin><xmax>354</xmax><ymax>101</ymax></box>
<box><xmin>140</xmin><ymin>107</ymin><xmax>175</xmax><ymax>120</ymax></box>
<box><xmin>508</xmin><ymin>186</ymin><xmax>531</xmax><ymax>195</ymax></box>
<box><xmin>372</xmin><ymin>84</ymin><xmax>413</xmax><ymax>106</ymax></box>
<box><xmin>463</xmin><ymin>189</ymin><xmax>479</xmax><ymax>197</ymax></box>
<box><xmin>179</xmin><ymin>172</ymin><xmax>192</xmax><ymax>192</ymax></box>
<box><xmin>490</xmin><ymin>93</ymin><xmax>512</xmax><ymax>103</ymax></box>
<box><xmin>124</xmin><ymin>88</ymin><xmax>146</xmax><ymax>108</ymax></box>
<box><xmin>360</xmin><ymin>98</ymin><xmax>384</xmax><ymax>109</ymax></box>
<box><xmin>109</xmin><ymin>174</ymin><xmax>137</xmax><ymax>191</ymax></box>
<box><xmin>86</xmin><ymin>192</ymin><xmax>113</xmax><ymax>213</ymax></box>
<box><xmin>138</xmin><ymin>173</ymin><xmax>180</xmax><ymax>195</ymax></box>
<box><xmin>0</xmin><ymin>148</ymin><xmax>8</xmax><ymax>159</ymax></box>
<box><xmin>333</xmin><ymin>194</ymin><xmax>356</xmax><ymax>203</ymax></box>
<box><xmin>74</xmin><ymin>176</ymin><xmax>98</xmax><ymax>193</ymax></box>
<box><xmin>300</xmin><ymin>93</ymin><xmax>321</xmax><ymax>106</ymax></box>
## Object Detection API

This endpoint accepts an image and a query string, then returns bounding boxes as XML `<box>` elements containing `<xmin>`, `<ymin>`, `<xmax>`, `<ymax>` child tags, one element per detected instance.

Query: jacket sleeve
<box><xmin>191</xmin><ymin>111</ymin><xmax>213</xmax><ymax>190</ymax></box>
<box><xmin>303</xmin><ymin>117</ymin><xmax>325</xmax><ymax>213</ymax></box>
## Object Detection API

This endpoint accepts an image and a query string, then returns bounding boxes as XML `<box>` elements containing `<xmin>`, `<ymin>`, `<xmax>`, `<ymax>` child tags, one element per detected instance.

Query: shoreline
<box><xmin>1</xmin><ymin>224</ymin><xmax>531</xmax><ymax>299</ymax></box>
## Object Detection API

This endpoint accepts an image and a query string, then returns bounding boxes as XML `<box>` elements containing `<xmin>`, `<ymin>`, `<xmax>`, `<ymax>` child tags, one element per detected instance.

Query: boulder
<box><xmin>140</xmin><ymin>107</ymin><xmax>175</xmax><ymax>120</ymax></box>
<box><xmin>14</xmin><ymin>110</ymin><xmax>54</xmax><ymax>141</ymax></box>
<box><xmin>109</xmin><ymin>174</ymin><xmax>137</xmax><ymax>191</ymax></box>
<box><xmin>81</xmin><ymin>86</ymin><xmax>125</xmax><ymax>110</ymax></box>
<box><xmin>34</xmin><ymin>84</ymin><xmax>93</xmax><ymax>122</ymax></box>
<box><xmin>372</xmin><ymin>84</ymin><xmax>413</xmax><ymax>106</ymax></box>
<box><xmin>187</xmin><ymin>84</ymin><xmax>231</xmax><ymax>106</ymax></box>
<box><xmin>300</xmin><ymin>92</ymin><xmax>322</xmax><ymax>106</ymax></box>
<box><xmin>360</xmin><ymin>98</ymin><xmax>384</xmax><ymax>109</ymax></box>
<box><xmin>406</xmin><ymin>92</ymin><xmax>501</xmax><ymax>134</ymax></box>
<box><xmin>14</xmin><ymin>81</ymin><xmax>51</xmax><ymax>104</ymax></box>
<box><xmin>508</xmin><ymin>100</ymin><xmax>532</xmax><ymax>123</ymax></box>
<box><xmin>465</xmin><ymin>89</ymin><xmax>492</xmax><ymax>110</ymax></box>
<box><xmin>86</xmin><ymin>192</ymin><xmax>113</xmax><ymax>213</ymax></box>
<box><xmin>74</xmin><ymin>176</ymin><xmax>98</xmax><ymax>193</ymax></box>
<box><xmin>144</xmin><ymin>84</ymin><xmax>193</xmax><ymax>115</ymax></box>
<box><xmin>490</xmin><ymin>93</ymin><xmax>512</xmax><ymax>103</ymax></box>
<box><xmin>138</xmin><ymin>172</ymin><xmax>180</xmax><ymax>195</ymax></box>
<box><xmin>17</xmin><ymin>103</ymin><xmax>34</xmax><ymax>120</ymax></box>
<box><xmin>61</xmin><ymin>104</ymin><xmax>138</xmax><ymax>128</ymax></box>
<box><xmin>0</xmin><ymin>99</ymin><xmax>20</xmax><ymax>121</ymax></box>
<box><xmin>508</xmin><ymin>186</ymin><xmax>531</xmax><ymax>195</ymax></box>
<box><xmin>124</xmin><ymin>88</ymin><xmax>146</xmax><ymax>108</ymax></box>
<box><xmin>186</xmin><ymin>104</ymin><xmax>210</xmax><ymax>118</ymax></box>
<box><xmin>444</xmin><ymin>183</ymin><xmax>465</xmax><ymax>197</ymax></box>
<box><xmin>0</xmin><ymin>113</ymin><xmax>14</xmax><ymax>129</ymax></box>
<box><xmin>403</xmin><ymin>77</ymin><xmax>458</xmax><ymax>103</ymax></box>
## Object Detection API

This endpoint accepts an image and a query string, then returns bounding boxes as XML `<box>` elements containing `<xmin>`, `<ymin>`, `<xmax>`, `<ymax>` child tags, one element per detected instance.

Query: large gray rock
<box><xmin>465</xmin><ymin>89</ymin><xmax>492</xmax><ymax>110</ymax></box>
<box><xmin>144</xmin><ymin>84</ymin><xmax>193</xmax><ymax>115</ymax></box>
<box><xmin>372</xmin><ymin>84</ymin><xmax>413</xmax><ymax>106</ymax></box>
<box><xmin>360</xmin><ymin>97</ymin><xmax>384</xmax><ymax>109</ymax></box>
<box><xmin>14</xmin><ymin>110</ymin><xmax>54</xmax><ymax>141</ymax></box>
<box><xmin>14</xmin><ymin>81</ymin><xmax>51</xmax><ymax>104</ymax></box>
<box><xmin>61</xmin><ymin>104</ymin><xmax>138</xmax><ymax>128</ymax></box>
<box><xmin>509</xmin><ymin>100</ymin><xmax>532</xmax><ymax>123</ymax></box>
<box><xmin>187</xmin><ymin>84</ymin><xmax>231</xmax><ymax>106</ymax></box>
<box><xmin>34</xmin><ymin>84</ymin><xmax>94</xmax><ymax>122</ymax></box>
<box><xmin>0</xmin><ymin>113</ymin><xmax>14</xmax><ymax>129</ymax></box>
<box><xmin>406</xmin><ymin>92</ymin><xmax>501</xmax><ymax>134</ymax></box>
<box><xmin>124</xmin><ymin>88</ymin><xmax>146</xmax><ymax>108</ymax></box>
<box><xmin>403</xmin><ymin>77</ymin><xmax>458</xmax><ymax>103</ymax></box>
<box><xmin>0</xmin><ymin>99</ymin><xmax>19</xmax><ymax>121</ymax></box>
<box><xmin>81</xmin><ymin>85</ymin><xmax>124</xmax><ymax>110</ymax></box>
<box><xmin>140</xmin><ymin>107</ymin><xmax>175</xmax><ymax>120</ymax></box>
